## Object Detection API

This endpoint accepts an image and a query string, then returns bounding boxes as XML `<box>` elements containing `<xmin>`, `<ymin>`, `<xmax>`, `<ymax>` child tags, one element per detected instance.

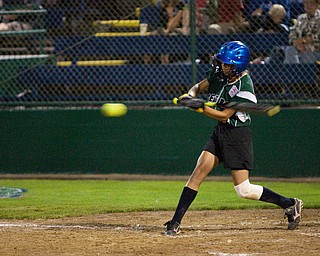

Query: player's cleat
<box><xmin>284</xmin><ymin>198</ymin><xmax>303</xmax><ymax>230</ymax></box>
<box><xmin>164</xmin><ymin>220</ymin><xmax>180</xmax><ymax>236</ymax></box>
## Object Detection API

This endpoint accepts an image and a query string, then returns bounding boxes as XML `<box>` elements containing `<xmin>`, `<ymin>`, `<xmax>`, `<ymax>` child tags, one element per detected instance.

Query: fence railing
<box><xmin>0</xmin><ymin>0</ymin><xmax>319</xmax><ymax>107</ymax></box>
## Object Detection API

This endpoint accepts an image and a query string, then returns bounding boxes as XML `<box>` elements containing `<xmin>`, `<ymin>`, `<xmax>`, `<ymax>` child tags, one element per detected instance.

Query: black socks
<box><xmin>172</xmin><ymin>186</ymin><xmax>198</xmax><ymax>224</ymax></box>
<box><xmin>171</xmin><ymin>186</ymin><xmax>294</xmax><ymax>225</ymax></box>
<box><xmin>259</xmin><ymin>187</ymin><xmax>294</xmax><ymax>209</ymax></box>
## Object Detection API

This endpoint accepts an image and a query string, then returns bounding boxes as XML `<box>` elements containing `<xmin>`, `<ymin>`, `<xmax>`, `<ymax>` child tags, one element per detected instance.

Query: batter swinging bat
<box><xmin>173</xmin><ymin>97</ymin><xmax>281</xmax><ymax>117</ymax></box>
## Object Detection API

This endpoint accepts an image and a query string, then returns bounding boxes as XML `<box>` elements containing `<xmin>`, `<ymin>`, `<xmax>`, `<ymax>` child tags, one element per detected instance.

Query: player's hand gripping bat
<box><xmin>173</xmin><ymin>97</ymin><xmax>281</xmax><ymax>117</ymax></box>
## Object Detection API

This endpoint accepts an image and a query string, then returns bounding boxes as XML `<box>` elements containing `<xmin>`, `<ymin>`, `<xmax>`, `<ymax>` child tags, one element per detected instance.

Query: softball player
<box><xmin>164</xmin><ymin>41</ymin><xmax>303</xmax><ymax>236</ymax></box>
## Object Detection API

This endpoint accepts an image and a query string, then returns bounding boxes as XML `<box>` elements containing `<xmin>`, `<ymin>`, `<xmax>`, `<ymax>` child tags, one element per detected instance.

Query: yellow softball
<box><xmin>100</xmin><ymin>103</ymin><xmax>128</xmax><ymax>117</ymax></box>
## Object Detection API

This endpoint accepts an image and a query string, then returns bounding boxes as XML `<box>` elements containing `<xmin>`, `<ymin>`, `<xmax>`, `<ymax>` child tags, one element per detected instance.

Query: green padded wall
<box><xmin>0</xmin><ymin>108</ymin><xmax>319</xmax><ymax>177</ymax></box>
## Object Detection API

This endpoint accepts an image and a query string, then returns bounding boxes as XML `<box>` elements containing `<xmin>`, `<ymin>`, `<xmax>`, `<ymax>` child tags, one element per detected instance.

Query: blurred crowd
<box><xmin>149</xmin><ymin>0</ymin><xmax>319</xmax><ymax>64</ymax></box>
<box><xmin>0</xmin><ymin>0</ymin><xmax>319</xmax><ymax>64</ymax></box>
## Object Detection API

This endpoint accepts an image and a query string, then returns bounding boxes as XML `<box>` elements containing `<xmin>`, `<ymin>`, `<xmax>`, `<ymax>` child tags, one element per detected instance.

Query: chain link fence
<box><xmin>0</xmin><ymin>0</ymin><xmax>319</xmax><ymax>108</ymax></box>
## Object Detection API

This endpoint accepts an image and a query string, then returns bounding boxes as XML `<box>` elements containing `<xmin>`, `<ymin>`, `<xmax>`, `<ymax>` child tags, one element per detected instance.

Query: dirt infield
<box><xmin>1</xmin><ymin>209</ymin><xmax>319</xmax><ymax>256</ymax></box>
<box><xmin>1</xmin><ymin>174</ymin><xmax>319</xmax><ymax>255</ymax></box>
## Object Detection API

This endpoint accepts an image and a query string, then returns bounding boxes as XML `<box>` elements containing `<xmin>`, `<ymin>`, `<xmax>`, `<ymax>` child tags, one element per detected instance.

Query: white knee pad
<box><xmin>234</xmin><ymin>179</ymin><xmax>263</xmax><ymax>200</ymax></box>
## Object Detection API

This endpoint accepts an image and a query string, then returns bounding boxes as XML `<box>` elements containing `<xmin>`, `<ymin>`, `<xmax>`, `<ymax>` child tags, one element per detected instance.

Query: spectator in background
<box><xmin>247</xmin><ymin>4</ymin><xmax>289</xmax><ymax>65</ymax></box>
<box><xmin>205</xmin><ymin>0</ymin><xmax>219</xmax><ymax>25</ymax></box>
<box><xmin>0</xmin><ymin>12</ymin><xmax>32</xmax><ymax>31</ymax></box>
<box><xmin>160</xmin><ymin>0</ymin><xmax>190</xmax><ymax>35</ymax></box>
<box><xmin>243</xmin><ymin>0</ymin><xmax>272</xmax><ymax>20</ymax></box>
<box><xmin>154</xmin><ymin>0</ymin><xmax>207</xmax><ymax>63</ymax></box>
<box><xmin>144</xmin><ymin>0</ymin><xmax>190</xmax><ymax>64</ymax></box>
<box><xmin>243</xmin><ymin>0</ymin><xmax>291</xmax><ymax>26</ymax></box>
<box><xmin>195</xmin><ymin>0</ymin><xmax>211</xmax><ymax>34</ymax></box>
<box><xmin>40</xmin><ymin>0</ymin><xmax>58</xmax><ymax>8</ymax></box>
<box><xmin>244</xmin><ymin>4</ymin><xmax>289</xmax><ymax>33</ymax></box>
<box><xmin>208</xmin><ymin>0</ymin><xmax>244</xmax><ymax>34</ymax></box>
<box><xmin>159</xmin><ymin>0</ymin><xmax>210</xmax><ymax>35</ymax></box>
<box><xmin>284</xmin><ymin>0</ymin><xmax>320</xmax><ymax>63</ymax></box>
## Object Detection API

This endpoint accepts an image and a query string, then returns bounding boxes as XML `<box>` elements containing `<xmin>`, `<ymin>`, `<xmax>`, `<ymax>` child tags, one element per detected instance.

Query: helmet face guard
<box><xmin>213</xmin><ymin>41</ymin><xmax>250</xmax><ymax>77</ymax></box>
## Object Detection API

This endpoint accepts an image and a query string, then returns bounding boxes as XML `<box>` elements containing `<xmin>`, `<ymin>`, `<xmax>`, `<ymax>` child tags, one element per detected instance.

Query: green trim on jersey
<box><xmin>205</xmin><ymin>69</ymin><xmax>257</xmax><ymax>127</ymax></box>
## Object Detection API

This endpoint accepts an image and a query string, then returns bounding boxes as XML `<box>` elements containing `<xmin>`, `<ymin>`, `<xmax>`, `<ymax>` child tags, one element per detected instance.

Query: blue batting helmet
<box><xmin>214</xmin><ymin>41</ymin><xmax>250</xmax><ymax>75</ymax></box>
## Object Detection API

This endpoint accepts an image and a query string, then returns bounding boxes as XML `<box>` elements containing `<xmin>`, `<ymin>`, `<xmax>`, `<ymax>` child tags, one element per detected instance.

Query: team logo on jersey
<box><xmin>207</xmin><ymin>93</ymin><xmax>219</xmax><ymax>102</ymax></box>
<box><xmin>0</xmin><ymin>187</ymin><xmax>27</xmax><ymax>198</ymax></box>
<box><xmin>207</xmin><ymin>94</ymin><xmax>226</xmax><ymax>105</ymax></box>
<box><xmin>229</xmin><ymin>85</ymin><xmax>239</xmax><ymax>98</ymax></box>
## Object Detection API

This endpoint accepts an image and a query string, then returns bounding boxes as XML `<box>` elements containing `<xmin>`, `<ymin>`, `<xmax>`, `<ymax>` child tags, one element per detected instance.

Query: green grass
<box><xmin>0</xmin><ymin>179</ymin><xmax>319</xmax><ymax>219</ymax></box>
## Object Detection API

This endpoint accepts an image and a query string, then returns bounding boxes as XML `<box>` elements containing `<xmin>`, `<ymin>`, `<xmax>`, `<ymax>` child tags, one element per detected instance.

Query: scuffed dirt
<box><xmin>1</xmin><ymin>209</ymin><xmax>319</xmax><ymax>256</ymax></box>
